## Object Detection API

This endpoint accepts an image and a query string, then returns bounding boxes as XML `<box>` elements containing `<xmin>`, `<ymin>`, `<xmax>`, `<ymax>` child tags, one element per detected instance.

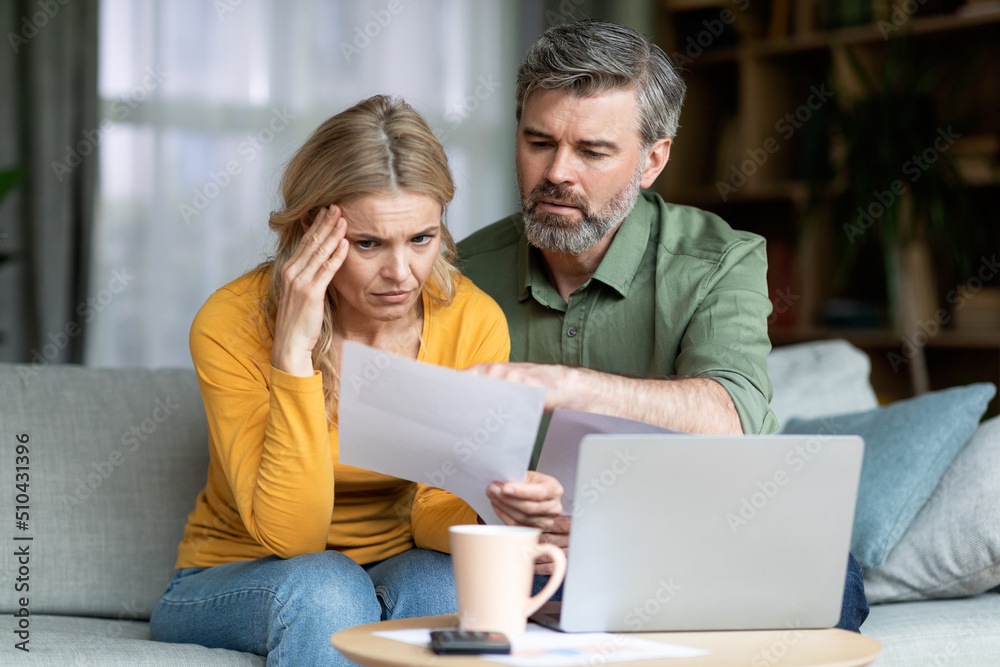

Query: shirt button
<box><xmin>566</xmin><ymin>327</ymin><xmax>577</xmax><ymax>338</ymax></box>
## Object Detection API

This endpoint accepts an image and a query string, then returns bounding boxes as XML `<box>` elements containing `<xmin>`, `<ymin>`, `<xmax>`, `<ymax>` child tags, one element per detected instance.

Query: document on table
<box><xmin>373</xmin><ymin>625</ymin><xmax>709</xmax><ymax>665</ymax></box>
<box><xmin>337</xmin><ymin>341</ymin><xmax>546</xmax><ymax>525</ymax></box>
<box><xmin>535</xmin><ymin>409</ymin><xmax>678</xmax><ymax>513</ymax></box>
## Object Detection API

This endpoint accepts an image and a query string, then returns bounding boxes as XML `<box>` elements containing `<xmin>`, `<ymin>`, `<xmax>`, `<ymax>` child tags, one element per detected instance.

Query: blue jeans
<box><xmin>840</xmin><ymin>553</ymin><xmax>870</xmax><ymax>632</ymax></box>
<box><xmin>531</xmin><ymin>552</ymin><xmax>869</xmax><ymax>632</ymax></box>
<box><xmin>150</xmin><ymin>548</ymin><xmax>457</xmax><ymax>666</ymax></box>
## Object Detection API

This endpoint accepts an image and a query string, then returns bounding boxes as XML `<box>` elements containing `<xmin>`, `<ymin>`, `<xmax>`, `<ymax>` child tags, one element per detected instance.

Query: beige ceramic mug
<box><xmin>449</xmin><ymin>524</ymin><xmax>567</xmax><ymax>637</ymax></box>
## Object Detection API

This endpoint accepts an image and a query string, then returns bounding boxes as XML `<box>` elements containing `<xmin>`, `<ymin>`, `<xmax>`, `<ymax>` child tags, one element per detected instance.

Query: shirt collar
<box><xmin>589</xmin><ymin>193</ymin><xmax>654</xmax><ymax>298</ymax></box>
<box><xmin>516</xmin><ymin>192</ymin><xmax>655</xmax><ymax>302</ymax></box>
<box><xmin>515</xmin><ymin>218</ymin><xmax>566</xmax><ymax>311</ymax></box>
<box><xmin>516</xmin><ymin>217</ymin><xmax>533</xmax><ymax>302</ymax></box>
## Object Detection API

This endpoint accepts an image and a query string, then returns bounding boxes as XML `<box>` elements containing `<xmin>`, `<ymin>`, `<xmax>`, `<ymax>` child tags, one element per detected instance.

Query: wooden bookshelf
<box><xmin>657</xmin><ymin>0</ymin><xmax>1000</xmax><ymax>411</ymax></box>
<box><xmin>769</xmin><ymin>328</ymin><xmax>1000</xmax><ymax>350</ymax></box>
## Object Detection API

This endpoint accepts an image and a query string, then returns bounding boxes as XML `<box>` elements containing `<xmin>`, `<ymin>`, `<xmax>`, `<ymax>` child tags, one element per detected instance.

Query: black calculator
<box><xmin>429</xmin><ymin>629</ymin><xmax>511</xmax><ymax>655</ymax></box>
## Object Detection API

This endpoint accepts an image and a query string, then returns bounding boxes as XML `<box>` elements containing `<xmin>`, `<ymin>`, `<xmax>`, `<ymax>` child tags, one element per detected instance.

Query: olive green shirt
<box><xmin>457</xmin><ymin>192</ymin><xmax>779</xmax><ymax>446</ymax></box>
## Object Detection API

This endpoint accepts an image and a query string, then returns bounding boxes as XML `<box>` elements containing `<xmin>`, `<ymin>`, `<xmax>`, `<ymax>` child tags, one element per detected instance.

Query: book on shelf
<box><xmin>952</xmin><ymin>287</ymin><xmax>1000</xmax><ymax>330</ymax></box>
<box><xmin>952</xmin><ymin>134</ymin><xmax>1000</xmax><ymax>186</ymax></box>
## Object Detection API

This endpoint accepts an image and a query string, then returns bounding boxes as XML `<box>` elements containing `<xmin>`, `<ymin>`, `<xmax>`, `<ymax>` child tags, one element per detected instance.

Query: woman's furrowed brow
<box><xmin>350</xmin><ymin>226</ymin><xmax>439</xmax><ymax>241</ymax></box>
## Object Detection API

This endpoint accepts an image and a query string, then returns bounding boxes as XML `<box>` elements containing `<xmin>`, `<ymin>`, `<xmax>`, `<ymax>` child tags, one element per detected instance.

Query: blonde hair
<box><xmin>260</xmin><ymin>95</ymin><xmax>461</xmax><ymax>418</ymax></box>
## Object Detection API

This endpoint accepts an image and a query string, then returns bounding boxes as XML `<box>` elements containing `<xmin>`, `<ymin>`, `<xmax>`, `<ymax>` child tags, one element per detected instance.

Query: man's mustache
<box><xmin>527</xmin><ymin>183</ymin><xmax>588</xmax><ymax>212</ymax></box>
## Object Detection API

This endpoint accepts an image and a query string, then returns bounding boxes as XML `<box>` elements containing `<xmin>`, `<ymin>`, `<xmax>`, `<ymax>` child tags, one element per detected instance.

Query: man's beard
<box><xmin>518</xmin><ymin>162</ymin><xmax>644</xmax><ymax>254</ymax></box>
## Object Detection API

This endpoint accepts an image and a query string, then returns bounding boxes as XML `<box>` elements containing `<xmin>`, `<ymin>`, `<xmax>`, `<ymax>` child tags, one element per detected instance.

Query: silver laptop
<box><xmin>530</xmin><ymin>433</ymin><xmax>863</xmax><ymax>632</ymax></box>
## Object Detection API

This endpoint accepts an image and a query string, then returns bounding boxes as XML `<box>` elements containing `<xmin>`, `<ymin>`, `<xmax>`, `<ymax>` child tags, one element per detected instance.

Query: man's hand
<box><xmin>468</xmin><ymin>362</ymin><xmax>581</xmax><ymax>412</ymax></box>
<box><xmin>470</xmin><ymin>362</ymin><xmax>742</xmax><ymax>434</ymax></box>
<box><xmin>487</xmin><ymin>471</ymin><xmax>563</xmax><ymax>529</ymax></box>
<box><xmin>535</xmin><ymin>516</ymin><xmax>571</xmax><ymax>575</ymax></box>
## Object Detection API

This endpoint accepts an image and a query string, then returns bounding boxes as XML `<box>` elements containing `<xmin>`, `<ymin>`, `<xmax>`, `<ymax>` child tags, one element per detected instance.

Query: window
<box><xmin>90</xmin><ymin>0</ymin><xmax>519</xmax><ymax>367</ymax></box>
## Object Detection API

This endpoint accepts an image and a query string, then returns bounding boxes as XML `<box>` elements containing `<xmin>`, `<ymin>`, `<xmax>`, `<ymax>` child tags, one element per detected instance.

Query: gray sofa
<box><xmin>2</xmin><ymin>341</ymin><xmax>999</xmax><ymax>665</ymax></box>
<box><xmin>1</xmin><ymin>365</ymin><xmax>263</xmax><ymax>665</ymax></box>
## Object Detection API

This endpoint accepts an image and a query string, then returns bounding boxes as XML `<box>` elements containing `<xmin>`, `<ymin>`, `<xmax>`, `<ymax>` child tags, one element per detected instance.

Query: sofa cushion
<box><xmin>0</xmin><ymin>364</ymin><xmax>208</xmax><ymax>619</ymax></box>
<box><xmin>864</xmin><ymin>415</ymin><xmax>1000</xmax><ymax>603</ymax></box>
<box><xmin>782</xmin><ymin>383</ymin><xmax>996</xmax><ymax>570</ymax></box>
<box><xmin>862</xmin><ymin>593</ymin><xmax>1000</xmax><ymax>667</ymax></box>
<box><xmin>767</xmin><ymin>339</ymin><xmax>879</xmax><ymax>429</ymax></box>
<box><xmin>0</xmin><ymin>615</ymin><xmax>263</xmax><ymax>666</ymax></box>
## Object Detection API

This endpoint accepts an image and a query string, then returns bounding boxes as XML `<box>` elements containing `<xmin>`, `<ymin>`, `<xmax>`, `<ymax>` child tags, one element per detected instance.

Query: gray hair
<box><xmin>515</xmin><ymin>20</ymin><xmax>687</xmax><ymax>145</ymax></box>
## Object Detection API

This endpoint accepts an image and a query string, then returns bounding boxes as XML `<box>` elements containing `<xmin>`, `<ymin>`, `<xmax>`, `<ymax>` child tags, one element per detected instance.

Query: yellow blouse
<box><xmin>175</xmin><ymin>269</ymin><xmax>510</xmax><ymax>568</ymax></box>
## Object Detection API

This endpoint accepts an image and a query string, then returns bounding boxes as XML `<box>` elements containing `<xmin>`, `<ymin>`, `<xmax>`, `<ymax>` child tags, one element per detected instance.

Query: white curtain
<box><xmin>89</xmin><ymin>0</ymin><xmax>521</xmax><ymax>367</ymax></box>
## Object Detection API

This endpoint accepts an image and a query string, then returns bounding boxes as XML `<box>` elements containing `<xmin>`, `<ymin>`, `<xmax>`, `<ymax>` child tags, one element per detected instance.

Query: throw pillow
<box><xmin>768</xmin><ymin>340</ymin><xmax>879</xmax><ymax>428</ymax></box>
<box><xmin>863</xmin><ymin>415</ymin><xmax>1000</xmax><ymax>603</ymax></box>
<box><xmin>782</xmin><ymin>383</ymin><xmax>996</xmax><ymax>571</ymax></box>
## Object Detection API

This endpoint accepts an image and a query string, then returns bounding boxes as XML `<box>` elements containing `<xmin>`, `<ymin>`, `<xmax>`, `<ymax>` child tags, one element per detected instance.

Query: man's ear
<box><xmin>640</xmin><ymin>138</ymin><xmax>672</xmax><ymax>189</ymax></box>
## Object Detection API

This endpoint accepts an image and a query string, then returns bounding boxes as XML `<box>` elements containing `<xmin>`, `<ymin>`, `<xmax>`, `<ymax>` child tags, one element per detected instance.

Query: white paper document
<box><xmin>535</xmin><ymin>409</ymin><xmax>678</xmax><ymax>513</ymax></box>
<box><xmin>337</xmin><ymin>341</ymin><xmax>546</xmax><ymax>525</ymax></box>
<box><xmin>372</xmin><ymin>625</ymin><xmax>709</xmax><ymax>665</ymax></box>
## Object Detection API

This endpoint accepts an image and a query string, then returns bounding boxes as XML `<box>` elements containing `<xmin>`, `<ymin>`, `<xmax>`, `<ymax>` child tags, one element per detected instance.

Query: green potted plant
<box><xmin>0</xmin><ymin>167</ymin><xmax>21</xmax><ymax>205</ymax></box>
<box><xmin>801</xmin><ymin>36</ymin><xmax>996</xmax><ymax>392</ymax></box>
<box><xmin>0</xmin><ymin>166</ymin><xmax>23</xmax><ymax>345</ymax></box>
<box><xmin>0</xmin><ymin>166</ymin><xmax>23</xmax><ymax>256</ymax></box>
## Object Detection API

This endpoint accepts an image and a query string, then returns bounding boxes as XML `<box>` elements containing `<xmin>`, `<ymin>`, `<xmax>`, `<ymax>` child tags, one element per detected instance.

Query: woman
<box><xmin>150</xmin><ymin>95</ymin><xmax>510</xmax><ymax>665</ymax></box>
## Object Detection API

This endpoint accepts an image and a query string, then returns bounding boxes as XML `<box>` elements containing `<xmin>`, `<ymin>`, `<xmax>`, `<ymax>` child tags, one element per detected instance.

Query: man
<box><xmin>459</xmin><ymin>20</ymin><xmax>868</xmax><ymax>631</ymax></box>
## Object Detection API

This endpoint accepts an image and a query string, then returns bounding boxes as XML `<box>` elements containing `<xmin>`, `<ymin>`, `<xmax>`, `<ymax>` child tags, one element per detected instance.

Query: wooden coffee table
<box><xmin>331</xmin><ymin>614</ymin><xmax>882</xmax><ymax>666</ymax></box>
